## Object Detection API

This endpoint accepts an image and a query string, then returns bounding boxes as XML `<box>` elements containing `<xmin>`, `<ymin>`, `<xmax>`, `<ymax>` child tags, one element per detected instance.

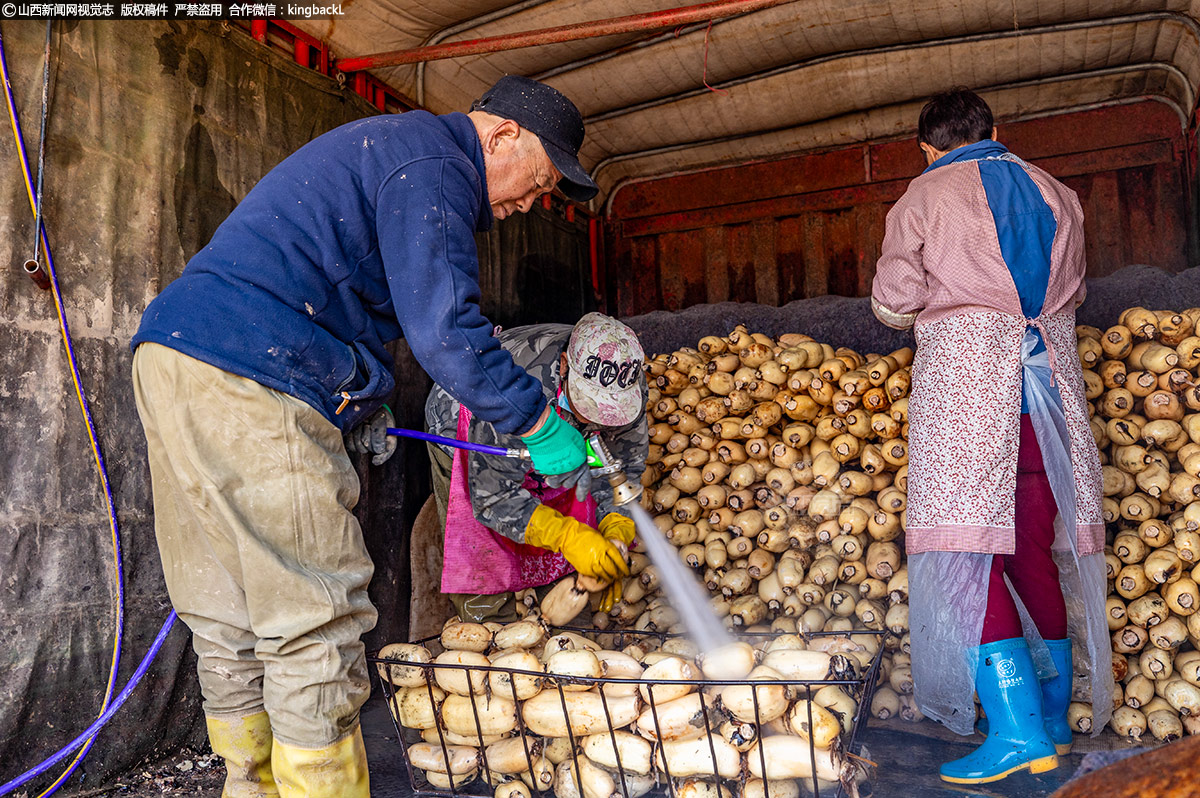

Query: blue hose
<box><xmin>387</xmin><ymin>426</ymin><xmax>528</xmax><ymax>459</ymax></box>
<box><xmin>0</xmin><ymin>612</ymin><xmax>178</xmax><ymax>797</ymax></box>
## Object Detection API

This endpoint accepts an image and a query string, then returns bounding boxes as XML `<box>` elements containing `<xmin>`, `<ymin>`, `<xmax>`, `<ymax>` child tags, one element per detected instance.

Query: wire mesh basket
<box><xmin>370</xmin><ymin>626</ymin><xmax>885</xmax><ymax>798</ymax></box>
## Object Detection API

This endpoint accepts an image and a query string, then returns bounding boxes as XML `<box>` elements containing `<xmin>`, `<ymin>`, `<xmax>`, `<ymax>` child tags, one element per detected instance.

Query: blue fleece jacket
<box><xmin>133</xmin><ymin>111</ymin><xmax>546</xmax><ymax>434</ymax></box>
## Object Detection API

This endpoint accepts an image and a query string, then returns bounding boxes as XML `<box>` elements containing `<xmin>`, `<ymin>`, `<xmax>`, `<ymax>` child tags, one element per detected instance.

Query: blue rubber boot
<box><xmin>976</xmin><ymin>638</ymin><xmax>1075</xmax><ymax>755</ymax></box>
<box><xmin>1041</xmin><ymin>638</ymin><xmax>1073</xmax><ymax>755</ymax></box>
<box><xmin>941</xmin><ymin>638</ymin><xmax>1059</xmax><ymax>784</ymax></box>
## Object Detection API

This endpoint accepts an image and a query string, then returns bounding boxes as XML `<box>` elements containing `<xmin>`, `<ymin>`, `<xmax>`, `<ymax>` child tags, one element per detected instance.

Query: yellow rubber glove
<box><xmin>525</xmin><ymin>505</ymin><xmax>629</xmax><ymax>584</ymax></box>
<box><xmin>598</xmin><ymin>513</ymin><xmax>636</xmax><ymax>547</ymax></box>
<box><xmin>598</xmin><ymin>579</ymin><xmax>622</xmax><ymax>614</ymax></box>
<box><xmin>596</xmin><ymin>515</ymin><xmax>634</xmax><ymax>612</ymax></box>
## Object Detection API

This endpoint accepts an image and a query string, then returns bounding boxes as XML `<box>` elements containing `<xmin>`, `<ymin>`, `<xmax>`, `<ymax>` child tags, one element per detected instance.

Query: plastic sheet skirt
<box><xmin>908</xmin><ymin>330</ymin><xmax>1114</xmax><ymax>736</ymax></box>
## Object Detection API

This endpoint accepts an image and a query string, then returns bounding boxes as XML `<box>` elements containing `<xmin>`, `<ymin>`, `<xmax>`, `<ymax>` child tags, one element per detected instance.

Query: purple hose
<box><xmin>386</xmin><ymin>427</ymin><xmax>528</xmax><ymax>459</ymax></box>
<box><xmin>0</xmin><ymin>612</ymin><xmax>177</xmax><ymax>797</ymax></box>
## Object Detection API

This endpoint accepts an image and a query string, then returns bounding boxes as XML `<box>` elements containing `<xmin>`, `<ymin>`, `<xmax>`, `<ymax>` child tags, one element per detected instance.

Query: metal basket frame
<box><xmin>371</xmin><ymin>628</ymin><xmax>886</xmax><ymax>798</ymax></box>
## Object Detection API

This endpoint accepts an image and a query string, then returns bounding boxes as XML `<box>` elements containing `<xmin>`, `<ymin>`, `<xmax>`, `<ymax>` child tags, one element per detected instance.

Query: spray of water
<box><xmin>629</xmin><ymin>504</ymin><xmax>733</xmax><ymax>653</ymax></box>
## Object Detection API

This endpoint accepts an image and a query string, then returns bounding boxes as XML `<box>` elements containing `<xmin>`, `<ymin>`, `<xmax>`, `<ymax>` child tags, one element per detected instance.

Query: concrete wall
<box><xmin>0</xmin><ymin>20</ymin><xmax>596</xmax><ymax>789</ymax></box>
<box><xmin>0</xmin><ymin>20</ymin><xmax>399</xmax><ymax>789</ymax></box>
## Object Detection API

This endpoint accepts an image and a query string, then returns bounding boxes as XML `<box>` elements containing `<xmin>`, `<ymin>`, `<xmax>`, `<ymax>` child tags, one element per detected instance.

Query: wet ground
<box><xmin>67</xmin><ymin>695</ymin><xmax>1148</xmax><ymax>798</ymax></box>
<box><xmin>861</xmin><ymin>717</ymin><xmax>1145</xmax><ymax>798</ymax></box>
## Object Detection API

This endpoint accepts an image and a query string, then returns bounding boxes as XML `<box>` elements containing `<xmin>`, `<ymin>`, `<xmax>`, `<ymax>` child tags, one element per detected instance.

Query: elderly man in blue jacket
<box><xmin>130</xmin><ymin>76</ymin><xmax>607</xmax><ymax>798</ymax></box>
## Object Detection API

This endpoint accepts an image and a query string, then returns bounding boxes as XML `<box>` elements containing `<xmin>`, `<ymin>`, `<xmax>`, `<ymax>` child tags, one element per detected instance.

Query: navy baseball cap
<box><xmin>471</xmin><ymin>75</ymin><xmax>599</xmax><ymax>202</ymax></box>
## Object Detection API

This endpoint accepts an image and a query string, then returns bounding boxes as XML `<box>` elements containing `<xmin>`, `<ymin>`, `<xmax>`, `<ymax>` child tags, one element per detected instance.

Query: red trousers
<box><xmin>981</xmin><ymin>415</ymin><xmax>1068</xmax><ymax>643</ymax></box>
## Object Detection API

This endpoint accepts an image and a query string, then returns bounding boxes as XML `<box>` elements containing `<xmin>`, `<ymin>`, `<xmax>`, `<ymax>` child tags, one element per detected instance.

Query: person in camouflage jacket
<box><xmin>425</xmin><ymin>314</ymin><xmax>648</xmax><ymax>621</ymax></box>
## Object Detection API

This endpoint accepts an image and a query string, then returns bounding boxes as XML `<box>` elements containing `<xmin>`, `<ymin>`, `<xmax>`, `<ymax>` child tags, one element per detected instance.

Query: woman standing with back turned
<box><xmin>871</xmin><ymin>88</ymin><xmax>1113</xmax><ymax>785</ymax></box>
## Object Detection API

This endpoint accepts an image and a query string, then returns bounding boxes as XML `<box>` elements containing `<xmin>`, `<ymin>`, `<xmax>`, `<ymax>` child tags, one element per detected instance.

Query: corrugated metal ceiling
<box><xmin>296</xmin><ymin>1</ymin><xmax>1200</xmax><ymax>204</ymax></box>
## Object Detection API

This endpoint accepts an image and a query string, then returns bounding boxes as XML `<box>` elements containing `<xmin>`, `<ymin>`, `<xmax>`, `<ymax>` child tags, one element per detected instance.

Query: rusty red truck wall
<box><xmin>605</xmin><ymin>102</ymin><xmax>1191</xmax><ymax>317</ymax></box>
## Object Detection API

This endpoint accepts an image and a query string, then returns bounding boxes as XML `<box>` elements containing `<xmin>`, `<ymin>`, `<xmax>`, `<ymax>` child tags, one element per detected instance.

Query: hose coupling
<box><xmin>585</xmin><ymin>433</ymin><xmax>643</xmax><ymax>507</ymax></box>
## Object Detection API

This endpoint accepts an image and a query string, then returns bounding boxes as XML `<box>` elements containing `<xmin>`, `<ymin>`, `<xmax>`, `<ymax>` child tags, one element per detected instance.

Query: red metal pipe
<box><xmin>276</xmin><ymin>20</ymin><xmax>324</xmax><ymax>50</ymax></box>
<box><xmin>275</xmin><ymin>21</ymin><xmax>331</xmax><ymax>74</ymax></box>
<box><xmin>23</xmin><ymin>256</ymin><xmax>51</xmax><ymax>290</ymax></box>
<box><xmin>334</xmin><ymin>0</ymin><xmax>796</xmax><ymax>72</ymax></box>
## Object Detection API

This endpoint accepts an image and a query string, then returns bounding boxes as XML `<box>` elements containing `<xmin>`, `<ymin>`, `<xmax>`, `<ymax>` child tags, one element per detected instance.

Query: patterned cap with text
<box><xmin>565</xmin><ymin>313</ymin><xmax>645</xmax><ymax>426</ymax></box>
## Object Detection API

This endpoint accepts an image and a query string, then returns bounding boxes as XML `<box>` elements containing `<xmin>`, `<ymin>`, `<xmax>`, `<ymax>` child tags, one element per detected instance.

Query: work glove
<box><xmin>598</xmin><ymin>513</ymin><xmax>636</xmax><ymax>547</ymax></box>
<box><xmin>596</xmin><ymin>514</ymin><xmax>635</xmax><ymax>612</ymax></box>
<box><xmin>524</xmin><ymin>505</ymin><xmax>629</xmax><ymax>584</ymax></box>
<box><xmin>544</xmin><ymin>464</ymin><xmax>593</xmax><ymax>503</ymax></box>
<box><xmin>344</xmin><ymin>405</ymin><xmax>397</xmax><ymax>466</ymax></box>
<box><xmin>598</xmin><ymin>579</ymin><xmax>622</xmax><ymax>614</ymax></box>
<box><xmin>521</xmin><ymin>411</ymin><xmax>592</xmax><ymax>501</ymax></box>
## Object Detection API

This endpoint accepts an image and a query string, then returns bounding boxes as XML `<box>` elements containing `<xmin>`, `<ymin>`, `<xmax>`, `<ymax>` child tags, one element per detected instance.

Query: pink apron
<box><xmin>440</xmin><ymin>406</ymin><xmax>596</xmax><ymax>594</ymax></box>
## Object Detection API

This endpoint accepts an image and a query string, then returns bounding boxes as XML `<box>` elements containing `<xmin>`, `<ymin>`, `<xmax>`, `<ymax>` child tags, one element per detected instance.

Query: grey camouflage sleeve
<box><xmin>465</xmin><ymin>417</ymin><xmax>542</xmax><ymax>543</ymax></box>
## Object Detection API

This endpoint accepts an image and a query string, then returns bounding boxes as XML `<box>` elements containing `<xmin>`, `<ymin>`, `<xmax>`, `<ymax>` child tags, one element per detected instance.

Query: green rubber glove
<box><xmin>521</xmin><ymin>410</ymin><xmax>587</xmax><ymax>477</ymax></box>
<box><xmin>524</xmin><ymin>505</ymin><xmax>629</xmax><ymax>584</ymax></box>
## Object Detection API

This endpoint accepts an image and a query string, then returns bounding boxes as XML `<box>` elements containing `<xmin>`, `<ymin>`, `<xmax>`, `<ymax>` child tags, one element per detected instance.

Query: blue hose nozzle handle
<box><xmin>385</xmin><ymin>427</ymin><xmax>528</xmax><ymax>459</ymax></box>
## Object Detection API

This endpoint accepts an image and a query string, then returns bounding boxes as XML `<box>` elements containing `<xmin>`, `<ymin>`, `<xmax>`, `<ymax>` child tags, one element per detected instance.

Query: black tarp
<box><xmin>624</xmin><ymin>264</ymin><xmax>1200</xmax><ymax>357</ymax></box>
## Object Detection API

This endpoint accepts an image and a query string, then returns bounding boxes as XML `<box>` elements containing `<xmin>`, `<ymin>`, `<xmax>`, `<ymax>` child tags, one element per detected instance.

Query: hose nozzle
<box><xmin>608</xmin><ymin>474</ymin><xmax>642</xmax><ymax>507</ymax></box>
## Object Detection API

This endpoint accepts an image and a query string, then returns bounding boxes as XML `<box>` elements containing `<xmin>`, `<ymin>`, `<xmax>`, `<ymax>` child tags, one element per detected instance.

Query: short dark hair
<box><xmin>918</xmin><ymin>89</ymin><xmax>994</xmax><ymax>151</ymax></box>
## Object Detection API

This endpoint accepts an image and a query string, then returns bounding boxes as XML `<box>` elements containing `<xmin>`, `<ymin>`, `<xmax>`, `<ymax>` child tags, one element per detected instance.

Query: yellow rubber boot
<box><xmin>272</xmin><ymin>725</ymin><xmax>370</xmax><ymax>798</ymax></box>
<box><xmin>206</xmin><ymin>711</ymin><xmax>280</xmax><ymax>798</ymax></box>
